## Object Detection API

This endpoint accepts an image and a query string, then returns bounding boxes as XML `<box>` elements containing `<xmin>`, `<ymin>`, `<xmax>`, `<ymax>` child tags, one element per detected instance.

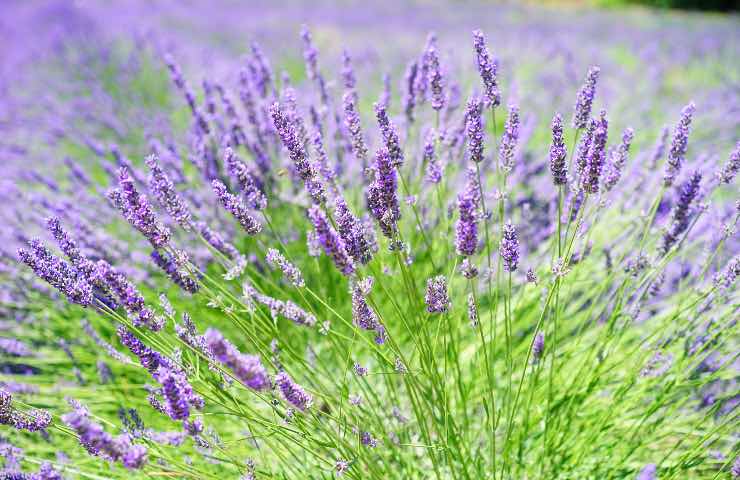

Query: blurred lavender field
<box><xmin>0</xmin><ymin>1</ymin><xmax>739</xmax><ymax>479</ymax></box>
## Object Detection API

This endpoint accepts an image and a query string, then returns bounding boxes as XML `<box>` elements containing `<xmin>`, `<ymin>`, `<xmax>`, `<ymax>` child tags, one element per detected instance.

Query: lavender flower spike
<box><xmin>498</xmin><ymin>103</ymin><xmax>520</xmax><ymax>173</ymax></box>
<box><xmin>275</xmin><ymin>372</ymin><xmax>313</xmax><ymax>411</ymax></box>
<box><xmin>270</xmin><ymin>102</ymin><xmax>325</xmax><ymax>203</ymax></box>
<box><xmin>659</xmin><ymin>171</ymin><xmax>702</xmax><ymax>254</ymax></box>
<box><xmin>211</xmin><ymin>180</ymin><xmax>262</xmax><ymax>235</ymax></box>
<box><xmin>145</xmin><ymin>155</ymin><xmax>193</xmax><ymax>229</ymax></box>
<box><xmin>109</xmin><ymin>167</ymin><xmax>171</xmax><ymax>249</ymax></box>
<box><xmin>343</xmin><ymin>92</ymin><xmax>369</xmax><ymax>171</ymax></box>
<box><xmin>204</xmin><ymin>329</ymin><xmax>270</xmax><ymax>391</ymax></box>
<box><xmin>426</xmin><ymin>45</ymin><xmax>445</xmax><ymax>111</ymax></box>
<box><xmin>307</xmin><ymin>206</ymin><xmax>355</xmax><ymax>275</ymax></box>
<box><xmin>466</xmin><ymin>97</ymin><xmax>484</xmax><ymax>164</ymax></box>
<box><xmin>151</xmin><ymin>250</ymin><xmax>199</xmax><ymax>294</ymax></box>
<box><xmin>334</xmin><ymin>197</ymin><xmax>374</xmax><ymax>265</ymax></box>
<box><xmin>717</xmin><ymin>141</ymin><xmax>740</xmax><ymax>184</ymax></box>
<box><xmin>572</xmin><ymin>66</ymin><xmax>600</xmax><ymax>129</ymax></box>
<box><xmin>581</xmin><ymin>110</ymin><xmax>609</xmax><ymax>194</ymax></box>
<box><xmin>224</xmin><ymin>147</ymin><xmax>267</xmax><ymax>210</ymax></box>
<box><xmin>367</xmin><ymin>148</ymin><xmax>400</xmax><ymax>238</ymax></box>
<box><xmin>98</xmin><ymin>260</ymin><xmax>161</xmax><ymax>331</ymax></box>
<box><xmin>425</xmin><ymin>275</ymin><xmax>450</xmax><ymax>314</ymax></box>
<box><xmin>374</xmin><ymin>102</ymin><xmax>404</xmax><ymax>167</ymax></box>
<box><xmin>455</xmin><ymin>178</ymin><xmax>479</xmax><ymax>257</ymax></box>
<box><xmin>604</xmin><ymin>127</ymin><xmax>634</xmax><ymax>191</ymax></box>
<box><xmin>663</xmin><ymin>102</ymin><xmax>696</xmax><ymax>187</ymax></box>
<box><xmin>549</xmin><ymin>113</ymin><xmax>568</xmax><ymax>186</ymax></box>
<box><xmin>532</xmin><ymin>332</ymin><xmax>545</xmax><ymax>362</ymax></box>
<box><xmin>266</xmin><ymin>248</ymin><xmax>305</xmax><ymax>288</ymax></box>
<box><xmin>403</xmin><ymin>61</ymin><xmax>418</xmax><ymax>123</ymax></box>
<box><xmin>472</xmin><ymin>29</ymin><xmax>501</xmax><ymax>108</ymax></box>
<box><xmin>500</xmin><ymin>222</ymin><xmax>520</xmax><ymax>272</ymax></box>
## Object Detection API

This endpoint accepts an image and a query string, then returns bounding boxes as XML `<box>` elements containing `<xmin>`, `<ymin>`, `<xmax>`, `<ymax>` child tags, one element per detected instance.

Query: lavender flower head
<box><xmin>109</xmin><ymin>167</ymin><xmax>171</xmax><ymax>249</ymax></box>
<box><xmin>343</xmin><ymin>92</ymin><xmax>369</xmax><ymax>170</ymax></box>
<box><xmin>334</xmin><ymin>197</ymin><xmax>374</xmax><ymax>265</ymax></box>
<box><xmin>549</xmin><ymin>113</ymin><xmax>568</xmax><ymax>186</ymax></box>
<box><xmin>499</xmin><ymin>222</ymin><xmax>520</xmax><ymax>272</ymax></box>
<box><xmin>425</xmin><ymin>275</ymin><xmax>450</xmax><ymax>314</ymax></box>
<box><xmin>426</xmin><ymin>45</ymin><xmax>445</xmax><ymax>111</ymax></box>
<box><xmin>636</xmin><ymin>464</ymin><xmax>657</xmax><ymax>480</ymax></box>
<box><xmin>663</xmin><ymin>102</ymin><xmax>696</xmax><ymax>187</ymax></box>
<box><xmin>498</xmin><ymin>103</ymin><xmax>520</xmax><ymax>173</ymax></box>
<box><xmin>374</xmin><ymin>102</ymin><xmax>403</xmax><ymax>167</ymax></box>
<box><xmin>604</xmin><ymin>127</ymin><xmax>634</xmax><ymax>191</ymax></box>
<box><xmin>341</xmin><ymin>49</ymin><xmax>356</xmax><ymax>92</ymax></box>
<box><xmin>403</xmin><ymin>61</ymin><xmax>418</xmax><ymax>123</ymax></box>
<box><xmin>224</xmin><ymin>147</ymin><xmax>267</xmax><ymax>210</ymax></box>
<box><xmin>275</xmin><ymin>372</ymin><xmax>312</xmax><ymax>411</ymax></box>
<box><xmin>146</xmin><ymin>154</ymin><xmax>193</xmax><ymax>229</ymax></box>
<box><xmin>351</xmin><ymin>277</ymin><xmax>385</xmax><ymax>344</ymax></box>
<box><xmin>572</xmin><ymin>66</ymin><xmax>600</xmax><ymax>129</ymax></box>
<box><xmin>581</xmin><ymin>110</ymin><xmax>609</xmax><ymax>194</ymax></box>
<box><xmin>466</xmin><ymin>97</ymin><xmax>484</xmax><ymax>164</ymax></box>
<box><xmin>307</xmin><ymin>206</ymin><xmax>355</xmax><ymax>275</ymax></box>
<box><xmin>212</xmin><ymin>180</ymin><xmax>262</xmax><ymax>235</ymax></box>
<box><xmin>472</xmin><ymin>29</ymin><xmax>501</xmax><ymax>108</ymax></box>
<box><xmin>532</xmin><ymin>332</ymin><xmax>545</xmax><ymax>362</ymax></box>
<box><xmin>204</xmin><ymin>328</ymin><xmax>270</xmax><ymax>390</ymax></box>
<box><xmin>270</xmin><ymin>102</ymin><xmax>325</xmax><ymax>203</ymax></box>
<box><xmin>660</xmin><ymin>171</ymin><xmax>702</xmax><ymax>254</ymax></box>
<box><xmin>424</xmin><ymin>128</ymin><xmax>442</xmax><ymax>183</ymax></box>
<box><xmin>455</xmin><ymin>178</ymin><xmax>479</xmax><ymax>257</ymax></box>
<box><xmin>366</xmin><ymin>148</ymin><xmax>400</xmax><ymax>238</ymax></box>
<box><xmin>266</xmin><ymin>248</ymin><xmax>305</xmax><ymax>288</ymax></box>
<box><xmin>717</xmin><ymin>141</ymin><xmax>740</xmax><ymax>184</ymax></box>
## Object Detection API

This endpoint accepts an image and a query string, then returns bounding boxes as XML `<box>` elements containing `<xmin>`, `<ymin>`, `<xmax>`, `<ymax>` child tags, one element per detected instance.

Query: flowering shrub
<box><xmin>0</xmin><ymin>4</ymin><xmax>738</xmax><ymax>479</ymax></box>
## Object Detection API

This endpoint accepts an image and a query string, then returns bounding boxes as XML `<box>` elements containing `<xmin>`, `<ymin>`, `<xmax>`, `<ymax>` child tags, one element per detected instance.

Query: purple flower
<box><xmin>160</xmin><ymin>369</ymin><xmax>191</xmax><ymax>420</ymax></box>
<box><xmin>549</xmin><ymin>113</ymin><xmax>568</xmax><ymax>186</ymax></box>
<box><xmin>266</xmin><ymin>248</ymin><xmax>304</xmax><ymax>288</ymax></box>
<box><xmin>145</xmin><ymin>155</ymin><xmax>193</xmax><ymax>229</ymax></box>
<box><xmin>467</xmin><ymin>293</ymin><xmax>478</xmax><ymax>328</ymax></box>
<box><xmin>374</xmin><ymin>102</ymin><xmax>403</xmax><ymax>167</ymax></box>
<box><xmin>306</xmin><ymin>206</ymin><xmax>355</xmax><ymax>275</ymax></box>
<box><xmin>581</xmin><ymin>110</ymin><xmax>609</xmax><ymax>194</ymax></box>
<box><xmin>109</xmin><ymin>167</ymin><xmax>171</xmax><ymax>249</ymax></box>
<box><xmin>572</xmin><ymin>66</ymin><xmax>600</xmax><ymax>129</ymax></box>
<box><xmin>660</xmin><ymin>171</ymin><xmax>702</xmax><ymax>254</ymax></box>
<box><xmin>717</xmin><ymin>141</ymin><xmax>740</xmax><ymax>184</ymax></box>
<box><xmin>341</xmin><ymin>49</ymin><xmax>356</xmax><ymax>92</ymax></box>
<box><xmin>466</xmin><ymin>97</ymin><xmax>484</xmax><ymax>164</ymax></box>
<box><xmin>211</xmin><ymin>180</ymin><xmax>262</xmax><ymax>235</ymax></box>
<box><xmin>342</xmin><ymin>92</ymin><xmax>369</xmax><ymax>171</ymax></box>
<box><xmin>574</xmin><ymin>118</ymin><xmax>596</xmax><ymax>177</ymax></box>
<box><xmin>425</xmin><ymin>275</ymin><xmax>450</xmax><ymax>314</ymax></box>
<box><xmin>243</xmin><ymin>283</ymin><xmax>316</xmax><ymax>327</ymax></box>
<box><xmin>18</xmin><ymin>239</ymin><xmax>93</xmax><ymax>307</ymax></box>
<box><xmin>0</xmin><ymin>389</ymin><xmax>51</xmax><ymax>432</ymax></box>
<box><xmin>498</xmin><ymin>104</ymin><xmax>521</xmax><ymax>173</ymax></box>
<box><xmin>403</xmin><ymin>61</ymin><xmax>418</xmax><ymax>123</ymax></box>
<box><xmin>663</xmin><ymin>102</ymin><xmax>696</xmax><ymax>187</ymax></box>
<box><xmin>224</xmin><ymin>147</ymin><xmax>267</xmax><ymax>210</ymax></box>
<box><xmin>334</xmin><ymin>197</ymin><xmax>374</xmax><ymax>265</ymax></box>
<box><xmin>350</xmin><ymin>278</ymin><xmax>384</xmax><ymax>343</ymax></box>
<box><xmin>500</xmin><ymin>222</ymin><xmax>520</xmax><ymax>272</ymax></box>
<box><xmin>455</xmin><ymin>178</ymin><xmax>479</xmax><ymax>257</ymax></box>
<box><xmin>150</xmin><ymin>250</ymin><xmax>199</xmax><ymax>294</ymax></box>
<box><xmin>424</xmin><ymin>129</ymin><xmax>442</xmax><ymax>184</ymax></box>
<box><xmin>270</xmin><ymin>102</ymin><xmax>325</xmax><ymax>203</ymax></box>
<box><xmin>204</xmin><ymin>329</ymin><xmax>271</xmax><ymax>391</ymax></box>
<box><xmin>366</xmin><ymin>148</ymin><xmax>400</xmax><ymax>238</ymax></box>
<box><xmin>532</xmin><ymin>332</ymin><xmax>545</xmax><ymax>362</ymax></box>
<box><xmin>604</xmin><ymin>127</ymin><xmax>635</xmax><ymax>191</ymax></box>
<box><xmin>472</xmin><ymin>29</ymin><xmax>501</xmax><ymax>108</ymax></box>
<box><xmin>275</xmin><ymin>372</ymin><xmax>312</xmax><ymax>411</ymax></box>
<box><xmin>98</xmin><ymin>260</ymin><xmax>161</xmax><ymax>331</ymax></box>
<box><xmin>731</xmin><ymin>456</ymin><xmax>740</xmax><ymax>478</ymax></box>
<box><xmin>426</xmin><ymin>45</ymin><xmax>445</xmax><ymax>111</ymax></box>
<box><xmin>636</xmin><ymin>464</ymin><xmax>657</xmax><ymax>480</ymax></box>
<box><xmin>196</xmin><ymin>222</ymin><xmax>240</xmax><ymax>260</ymax></box>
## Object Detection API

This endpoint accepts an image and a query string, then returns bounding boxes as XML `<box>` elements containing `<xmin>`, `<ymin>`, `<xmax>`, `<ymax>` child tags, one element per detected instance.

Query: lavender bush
<box><xmin>1</xmin><ymin>2</ymin><xmax>738</xmax><ymax>479</ymax></box>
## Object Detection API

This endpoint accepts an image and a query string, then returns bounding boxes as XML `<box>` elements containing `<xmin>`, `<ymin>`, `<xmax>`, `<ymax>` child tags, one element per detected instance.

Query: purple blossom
<box><xmin>275</xmin><ymin>372</ymin><xmax>312</xmax><ymax>411</ymax></box>
<box><xmin>150</xmin><ymin>250</ymin><xmax>199</xmax><ymax>294</ymax></box>
<box><xmin>98</xmin><ymin>260</ymin><xmax>161</xmax><ymax>331</ymax></box>
<box><xmin>211</xmin><ymin>180</ymin><xmax>262</xmax><ymax>235</ymax></box>
<box><xmin>306</xmin><ymin>206</ymin><xmax>355</xmax><ymax>275</ymax></box>
<box><xmin>18</xmin><ymin>239</ymin><xmax>93</xmax><ymax>307</ymax></box>
<box><xmin>403</xmin><ymin>61</ymin><xmax>418</xmax><ymax>123</ymax></box>
<box><xmin>604</xmin><ymin>127</ymin><xmax>635</xmax><ymax>191</ymax></box>
<box><xmin>334</xmin><ymin>197</ymin><xmax>374</xmax><ymax>265</ymax></box>
<box><xmin>498</xmin><ymin>104</ymin><xmax>520</xmax><ymax>173</ymax></box>
<box><xmin>109</xmin><ymin>167</ymin><xmax>171</xmax><ymax>249</ymax></box>
<box><xmin>663</xmin><ymin>102</ymin><xmax>696</xmax><ymax>187</ymax></box>
<box><xmin>374</xmin><ymin>102</ymin><xmax>403</xmax><ymax>167</ymax></box>
<box><xmin>636</xmin><ymin>464</ymin><xmax>657</xmax><ymax>480</ymax></box>
<box><xmin>466</xmin><ymin>97</ymin><xmax>484</xmax><ymax>163</ymax></box>
<box><xmin>572</xmin><ymin>66</ymin><xmax>600</xmax><ymax>129</ymax></box>
<box><xmin>224</xmin><ymin>147</ymin><xmax>267</xmax><ymax>210</ymax></box>
<box><xmin>342</xmin><ymin>92</ymin><xmax>369</xmax><ymax>171</ymax></box>
<box><xmin>243</xmin><ymin>283</ymin><xmax>317</xmax><ymax>327</ymax></box>
<box><xmin>500</xmin><ymin>222</ymin><xmax>520</xmax><ymax>272</ymax></box>
<box><xmin>532</xmin><ymin>332</ymin><xmax>545</xmax><ymax>362</ymax></box>
<box><xmin>472</xmin><ymin>29</ymin><xmax>501</xmax><ymax>108</ymax></box>
<box><xmin>426</xmin><ymin>45</ymin><xmax>445</xmax><ymax>111</ymax></box>
<box><xmin>341</xmin><ymin>49</ymin><xmax>356</xmax><ymax>92</ymax></box>
<box><xmin>717</xmin><ymin>141</ymin><xmax>740</xmax><ymax>184</ymax></box>
<box><xmin>145</xmin><ymin>155</ymin><xmax>193</xmax><ymax>229</ymax></box>
<box><xmin>0</xmin><ymin>339</ymin><xmax>32</xmax><ymax>357</ymax></box>
<box><xmin>424</xmin><ymin>129</ymin><xmax>441</xmax><ymax>184</ymax></box>
<box><xmin>0</xmin><ymin>390</ymin><xmax>51</xmax><ymax>432</ymax></box>
<box><xmin>455</xmin><ymin>178</ymin><xmax>479</xmax><ymax>257</ymax></box>
<box><xmin>350</xmin><ymin>278</ymin><xmax>384</xmax><ymax>343</ymax></box>
<box><xmin>660</xmin><ymin>171</ymin><xmax>702</xmax><ymax>254</ymax></box>
<box><xmin>266</xmin><ymin>248</ymin><xmax>304</xmax><ymax>288</ymax></box>
<box><xmin>549</xmin><ymin>113</ymin><xmax>568</xmax><ymax>186</ymax></box>
<box><xmin>197</xmin><ymin>222</ymin><xmax>240</xmax><ymax>260</ymax></box>
<box><xmin>581</xmin><ymin>110</ymin><xmax>609</xmax><ymax>194</ymax></box>
<box><xmin>366</xmin><ymin>148</ymin><xmax>400</xmax><ymax>238</ymax></box>
<box><xmin>425</xmin><ymin>275</ymin><xmax>450</xmax><ymax>314</ymax></box>
<box><xmin>467</xmin><ymin>293</ymin><xmax>478</xmax><ymax>328</ymax></box>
